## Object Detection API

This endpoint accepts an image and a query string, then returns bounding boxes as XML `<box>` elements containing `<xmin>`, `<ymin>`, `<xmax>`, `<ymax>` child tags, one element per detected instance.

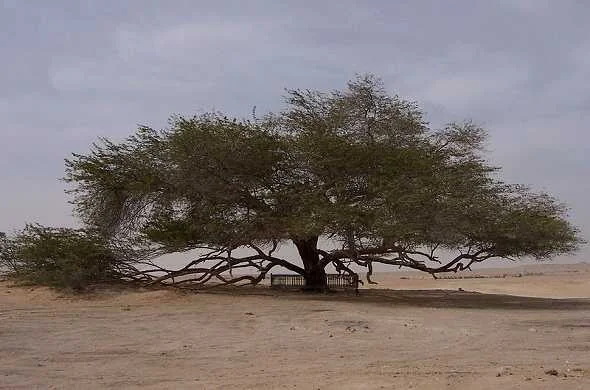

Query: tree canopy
<box><xmin>63</xmin><ymin>75</ymin><xmax>582</xmax><ymax>290</ymax></box>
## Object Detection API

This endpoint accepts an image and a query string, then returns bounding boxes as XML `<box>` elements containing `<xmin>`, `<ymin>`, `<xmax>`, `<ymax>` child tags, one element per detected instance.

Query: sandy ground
<box><xmin>1</xmin><ymin>263</ymin><xmax>589</xmax><ymax>389</ymax></box>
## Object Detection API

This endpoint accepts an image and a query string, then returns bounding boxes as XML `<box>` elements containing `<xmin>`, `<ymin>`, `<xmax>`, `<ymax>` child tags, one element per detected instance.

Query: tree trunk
<box><xmin>293</xmin><ymin>236</ymin><xmax>327</xmax><ymax>291</ymax></box>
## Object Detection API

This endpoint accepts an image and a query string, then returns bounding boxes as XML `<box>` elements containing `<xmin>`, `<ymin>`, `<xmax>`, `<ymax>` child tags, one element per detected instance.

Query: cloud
<box><xmin>0</xmin><ymin>0</ymin><xmax>588</xmax><ymax>262</ymax></box>
<box><xmin>115</xmin><ymin>22</ymin><xmax>258</xmax><ymax>59</ymax></box>
<box><xmin>498</xmin><ymin>0</ymin><xmax>552</xmax><ymax>13</ymax></box>
<box><xmin>417</xmin><ymin>52</ymin><xmax>531</xmax><ymax>116</ymax></box>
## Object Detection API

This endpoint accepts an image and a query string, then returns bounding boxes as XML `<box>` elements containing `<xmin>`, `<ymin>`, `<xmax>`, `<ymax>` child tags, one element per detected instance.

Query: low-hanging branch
<box><xmin>119</xmin><ymin>242</ymin><xmax>505</xmax><ymax>289</ymax></box>
<box><xmin>119</xmin><ymin>243</ymin><xmax>304</xmax><ymax>288</ymax></box>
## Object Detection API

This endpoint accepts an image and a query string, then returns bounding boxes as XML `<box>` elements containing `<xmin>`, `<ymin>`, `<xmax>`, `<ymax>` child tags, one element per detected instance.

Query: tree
<box><xmin>64</xmin><ymin>75</ymin><xmax>582</xmax><ymax>290</ymax></box>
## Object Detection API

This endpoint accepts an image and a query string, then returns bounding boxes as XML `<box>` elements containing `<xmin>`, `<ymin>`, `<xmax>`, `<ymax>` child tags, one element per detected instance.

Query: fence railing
<box><xmin>270</xmin><ymin>273</ymin><xmax>359</xmax><ymax>291</ymax></box>
<box><xmin>270</xmin><ymin>274</ymin><xmax>306</xmax><ymax>288</ymax></box>
<box><xmin>326</xmin><ymin>273</ymin><xmax>359</xmax><ymax>290</ymax></box>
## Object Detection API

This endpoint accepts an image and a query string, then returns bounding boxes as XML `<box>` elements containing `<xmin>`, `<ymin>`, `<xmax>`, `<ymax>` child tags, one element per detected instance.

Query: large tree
<box><xmin>64</xmin><ymin>75</ymin><xmax>582</xmax><ymax>290</ymax></box>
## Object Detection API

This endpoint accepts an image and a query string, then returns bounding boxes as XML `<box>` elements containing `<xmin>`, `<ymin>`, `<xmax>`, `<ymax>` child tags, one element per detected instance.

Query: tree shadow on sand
<box><xmin>349</xmin><ymin>289</ymin><xmax>590</xmax><ymax>310</ymax></box>
<box><xmin>202</xmin><ymin>286</ymin><xmax>590</xmax><ymax>311</ymax></box>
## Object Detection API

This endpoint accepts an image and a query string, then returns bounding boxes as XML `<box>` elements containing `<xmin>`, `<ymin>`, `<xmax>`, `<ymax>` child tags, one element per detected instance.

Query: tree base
<box><xmin>302</xmin><ymin>284</ymin><xmax>328</xmax><ymax>293</ymax></box>
<box><xmin>303</xmin><ymin>272</ymin><xmax>328</xmax><ymax>292</ymax></box>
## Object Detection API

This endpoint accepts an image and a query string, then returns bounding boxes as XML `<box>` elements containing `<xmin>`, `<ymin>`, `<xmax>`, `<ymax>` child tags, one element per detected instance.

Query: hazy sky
<box><xmin>1</xmin><ymin>0</ymin><xmax>588</xmax><ymax>264</ymax></box>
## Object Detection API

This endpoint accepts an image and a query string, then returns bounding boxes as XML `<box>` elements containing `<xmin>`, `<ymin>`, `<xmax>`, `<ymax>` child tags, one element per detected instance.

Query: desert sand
<box><xmin>1</xmin><ymin>263</ymin><xmax>589</xmax><ymax>389</ymax></box>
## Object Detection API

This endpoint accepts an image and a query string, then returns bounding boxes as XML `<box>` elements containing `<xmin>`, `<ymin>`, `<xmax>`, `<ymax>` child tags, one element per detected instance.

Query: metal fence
<box><xmin>270</xmin><ymin>274</ymin><xmax>306</xmax><ymax>288</ymax></box>
<box><xmin>326</xmin><ymin>273</ymin><xmax>359</xmax><ymax>290</ymax></box>
<box><xmin>270</xmin><ymin>273</ymin><xmax>359</xmax><ymax>291</ymax></box>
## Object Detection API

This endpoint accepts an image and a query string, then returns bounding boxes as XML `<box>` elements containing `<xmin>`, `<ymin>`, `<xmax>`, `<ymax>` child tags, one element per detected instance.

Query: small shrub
<box><xmin>0</xmin><ymin>224</ymin><xmax>123</xmax><ymax>290</ymax></box>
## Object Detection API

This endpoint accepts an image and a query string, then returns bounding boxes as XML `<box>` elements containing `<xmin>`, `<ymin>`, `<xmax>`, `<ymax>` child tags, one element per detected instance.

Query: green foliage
<box><xmin>0</xmin><ymin>225</ymin><xmax>124</xmax><ymax>290</ymax></box>
<box><xmin>63</xmin><ymin>74</ymin><xmax>583</xmax><ymax>275</ymax></box>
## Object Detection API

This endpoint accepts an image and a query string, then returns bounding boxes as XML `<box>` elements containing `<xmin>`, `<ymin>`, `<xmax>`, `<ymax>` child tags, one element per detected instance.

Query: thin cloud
<box><xmin>0</xmin><ymin>1</ymin><xmax>587</xmax><ymax>263</ymax></box>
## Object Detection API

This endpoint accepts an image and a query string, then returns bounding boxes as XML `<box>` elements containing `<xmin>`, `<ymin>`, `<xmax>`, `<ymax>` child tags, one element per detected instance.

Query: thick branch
<box><xmin>130</xmin><ymin>244</ymin><xmax>304</xmax><ymax>288</ymax></box>
<box><xmin>329</xmin><ymin>245</ymin><xmax>498</xmax><ymax>276</ymax></box>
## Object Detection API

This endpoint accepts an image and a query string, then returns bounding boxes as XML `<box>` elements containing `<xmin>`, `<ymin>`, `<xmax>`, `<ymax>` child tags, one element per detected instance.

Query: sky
<box><xmin>1</xmin><ymin>0</ymin><xmax>588</xmax><ymax>265</ymax></box>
